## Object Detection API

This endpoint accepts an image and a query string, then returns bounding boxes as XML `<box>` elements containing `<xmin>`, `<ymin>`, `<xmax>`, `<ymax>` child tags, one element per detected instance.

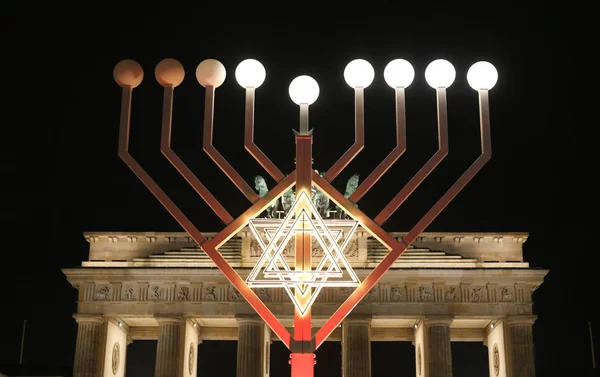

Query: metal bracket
<box><xmin>290</xmin><ymin>339</ymin><xmax>316</xmax><ymax>353</ymax></box>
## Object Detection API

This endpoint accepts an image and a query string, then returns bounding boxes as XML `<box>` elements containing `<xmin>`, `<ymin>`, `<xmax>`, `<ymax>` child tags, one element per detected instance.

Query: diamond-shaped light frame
<box><xmin>246</xmin><ymin>191</ymin><xmax>360</xmax><ymax>314</ymax></box>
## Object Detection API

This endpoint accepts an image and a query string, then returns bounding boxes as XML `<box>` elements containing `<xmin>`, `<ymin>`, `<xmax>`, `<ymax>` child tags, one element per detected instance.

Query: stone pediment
<box><xmin>81</xmin><ymin>230</ymin><xmax>530</xmax><ymax>269</ymax></box>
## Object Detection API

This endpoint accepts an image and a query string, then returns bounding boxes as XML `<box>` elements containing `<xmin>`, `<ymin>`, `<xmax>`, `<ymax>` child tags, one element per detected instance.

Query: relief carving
<box><xmin>493</xmin><ymin>343</ymin><xmax>500</xmax><ymax>376</ymax></box>
<box><xmin>339</xmin><ymin>287</ymin><xmax>353</xmax><ymax>300</ymax></box>
<box><xmin>311</xmin><ymin>244</ymin><xmax>323</xmax><ymax>257</ymax></box>
<box><xmin>366</xmin><ymin>285</ymin><xmax>379</xmax><ymax>300</ymax></box>
<box><xmin>123</xmin><ymin>286</ymin><xmax>135</xmax><ymax>301</ymax></box>
<box><xmin>150</xmin><ymin>285</ymin><xmax>165</xmax><ymax>300</ymax></box>
<box><xmin>471</xmin><ymin>287</ymin><xmax>483</xmax><ymax>302</ymax></box>
<box><xmin>112</xmin><ymin>342</ymin><xmax>120</xmax><ymax>375</ymax></box>
<box><xmin>445</xmin><ymin>286</ymin><xmax>458</xmax><ymax>301</ymax></box>
<box><xmin>344</xmin><ymin>239</ymin><xmax>359</xmax><ymax>257</ymax></box>
<box><xmin>229</xmin><ymin>287</ymin><xmax>243</xmax><ymax>301</ymax></box>
<box><xmin>95</xmin><ymin>285</ymin><xmax>111</xmax><ymax>301</ymax></box>
<box><xmin>255</xmin><ymin>288</ymin><xmax>270</xmax><ymax>301</ymax></box>
<box><xmin>250</xmin><ymin>239</ymin><xmax>261</xmax><ymax>257</ymax></box>
<box><xmin>391</xmin><ymin>286</ymin><xmax>406</xmax><ymax>301</ymax></box>
<box><xmin>188</xmin><ymin>342</ymin><xmax>195</xmax><ymax>375</ymax></box>
<box><xmin>418</xmin><ymin>286</ymin><xmax>433</xmax><ymax>301</ymax></box>
<box><xmin>203</xmin><ymin>286</ymin><xmax>216</xmax><ymax>300</ymax></box>
<box><xmin>177</xmin><ymin>286</ymin><xmax>190</xmax><ymax>301</ymax></box>
<box><xmin>500</xmin><ymin>287</ymin><xmax>514</xmax><ymax>302</ymax></box>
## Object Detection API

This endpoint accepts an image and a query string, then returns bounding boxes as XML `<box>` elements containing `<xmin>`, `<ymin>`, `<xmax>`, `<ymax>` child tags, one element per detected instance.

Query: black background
<box><xmin>1</xmin><ymin>2</ymin><xmax>596</xmax><ymax>376</ymax></box>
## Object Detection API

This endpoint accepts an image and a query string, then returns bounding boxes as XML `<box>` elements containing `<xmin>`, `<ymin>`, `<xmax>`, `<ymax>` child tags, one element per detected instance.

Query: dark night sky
<box><xmin>1</xmin><ymin>3</ymin><xmax>596</xmax><ymax>377</ymax></box>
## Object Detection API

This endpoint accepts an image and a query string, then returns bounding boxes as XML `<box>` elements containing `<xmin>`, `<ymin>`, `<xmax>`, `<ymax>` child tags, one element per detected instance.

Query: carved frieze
<box><xmin>444</xmin><ymin>286</ymin><xmax>459</xmax><ymax>302</ymax></box>
<box><xmin>177</xmin><ymin>286</ymin><xmax>190</xmax><ymax>301</ymax></box>
<box><xmin>203</xmin><ymin>286</ymin><xmax>217</xmax><ymax>301</ymax></box>
<box><xmin>229</xmin><ymin>287</ymin><xmax>244</xmax><ymax>301</ymax></box>
<box><xmin>254</xmin><ymin>288</ymin><xmax>271</xmax><ymax>302</ymax></box>
<box><xmin>150</xmin><ymin>285</ymin><xmax>165</xmax><ymax>300</ymax></box>
<box><xmin>95</xmin><ymin>285</ymin><xmax>111</xmax><ymax>301</ymax></box>
<box><xmin>122</xmin><ymin>286</ymin><xmax>136</xmax><ymax>301</ymax></box>
<box><xmin>470</xmin><ymin>286</ymin><xmax>487</xmax><ymax>302</ymax></box>
<box><xmin>499</xmin><ymin>286</ymin><xmax>515</xmax><ymax>302</ymax></box>
<box><xmin>418</xmin><ymin>286</ymin><xmax>433</xmax><ymax>302</ymax></box>
<box><xmin>390</xmin><ymin>285</ymin><xmax>406</xmax><ymax>302</ymax></box>
<box><xmin>344</xmin><ymin>238</ymin><xmax>359</xmax><ymax>258</ymax></box>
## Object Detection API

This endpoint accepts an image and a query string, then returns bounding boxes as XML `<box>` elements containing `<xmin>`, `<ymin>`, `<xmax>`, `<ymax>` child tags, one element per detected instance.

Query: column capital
<box><xmin>235</xmin><ymin>315</ymin><xmax>264</xmax><ymax>325</ymax></box>
<box><xmin>73</xmin><ymin>314</ymin><xmax>104</xmax><ymax>324</ymax></box>
<box><xmin>422</xmin><ymin>316</ymin><xmax>453</xmax><ymax>326</ymax></box>
<box><xmin>343</xmin><ymin>315</ymin><xmax>372</xmax><ymax>325</ymax></box>
<box><xmin>154</xmin><ymin>315</ymin><xmax>184</xmax><ymax>324</ymax></box>
<box><xmin>505</xmin><ymin>315</ymin><xmax>537</xmax><ymax>326</ymax></box>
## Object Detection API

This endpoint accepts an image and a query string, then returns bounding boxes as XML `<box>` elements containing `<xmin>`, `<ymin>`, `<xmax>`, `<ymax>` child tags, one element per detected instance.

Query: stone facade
<box><xmin>63</xmin><ymin>231</ymin><xmax>547</xmax><ymax>377</ymax></box>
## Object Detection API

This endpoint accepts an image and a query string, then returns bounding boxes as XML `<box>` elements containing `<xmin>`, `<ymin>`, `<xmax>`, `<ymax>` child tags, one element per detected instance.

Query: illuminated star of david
<box><xmin>246</xmin><ymin>190</ymin><xmax>360</xmax><ymax>313</ymax></box>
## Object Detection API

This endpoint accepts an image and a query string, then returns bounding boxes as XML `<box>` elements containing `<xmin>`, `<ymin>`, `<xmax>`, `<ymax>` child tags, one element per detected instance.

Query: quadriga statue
<box><xmin>254</xmin><ymin>175</ymin><xmax>279</xmax><ymax>218</ymax></box>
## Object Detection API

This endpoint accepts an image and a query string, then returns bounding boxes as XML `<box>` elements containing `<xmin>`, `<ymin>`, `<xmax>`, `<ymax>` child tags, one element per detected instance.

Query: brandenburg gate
<box><xmin>63</xmin><ymin>57</ymin><xmax>548</xmax><ymax>377</ymax></box>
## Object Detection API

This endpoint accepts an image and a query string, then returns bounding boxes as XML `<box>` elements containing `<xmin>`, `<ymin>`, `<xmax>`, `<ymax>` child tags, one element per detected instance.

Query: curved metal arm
<box><xmin>323</xmin><ymin>87</ymin><xmax>365</xmax><ymax>182</ymax></box>
<box><xmin>375</xmin><ymin>88</ymin><xmax>450</xmax><ymax>225</ymax></box>
<box><xmin>313</xmin><ymin>89</ymin><xmax>492</xmax><ymax>348</ymax></box>
<box><xmin>120</xmin><ymin>84</ymin><xmax>292</xmax><ymax>349</ymax></box>
<box><xmin>202</xmin><ymin>86</ymin><xmax>259</xmax><ymax>202</ymax></box>
<box><xmin>203</xmin><ymin>173</ymin><xmax>296</xmax><ymax>348</ymax></box>
<box><xmin>349</xmin><ymin>87</ymin><xmax>407</xmax><ymax>202</ymax></box>
<box><xmin>117</xmin><ymin>86</ymin><xmax>207</xmax><ymax>246</ymax></box>
<box><xmin>159</xmin><ymin>85</ymin><xmax>234</xmax><ymax>224</ymax></box>
<box><xmin>244</xmin><ymin>87</ymin><xmax>285</xmax><ymax>182</ymax></box>
<box><xmin>402</xmin><ymin>89</ymin><xmax>491</xmax><ymax>244</ymax></box>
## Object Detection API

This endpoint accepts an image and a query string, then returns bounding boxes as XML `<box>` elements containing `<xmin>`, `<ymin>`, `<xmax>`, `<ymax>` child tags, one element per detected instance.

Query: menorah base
<box><xmin>289</xmin><ymin>353</ymin><xmax>316</xmax><ymax>377</ymax></box>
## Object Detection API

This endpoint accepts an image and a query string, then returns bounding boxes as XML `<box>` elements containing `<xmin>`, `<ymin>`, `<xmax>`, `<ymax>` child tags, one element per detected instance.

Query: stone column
<box><xmin>506</xmin><ymin>316</ymin><xmax>536</xmax><ymax>377</ymax></box>
<box><xmin>155</xmin><ymin>316</ymin><xmax>184</xmax><ymax>377</ymax></box>
<box><xmin>236</xmin><ymin>317</ymin><xmax>270</xmax><ymax>377</ymax></box>
<box><xmin>414</xmin><ymin>318</ymin><xmax>453</xmax><ymax>377</ymax></box>
<box><xmin>342</xmin><ymin>317</ymin><xmax>371</xmax><ymax>377</ymax></box>
<box><xmin>73</xmin><ymin>314</ymin><xmax>104</xmax><ymax>377</ymax></box>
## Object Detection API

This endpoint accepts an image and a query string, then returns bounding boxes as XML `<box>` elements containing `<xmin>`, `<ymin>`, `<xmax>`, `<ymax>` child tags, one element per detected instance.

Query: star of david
<box><xmin>246</xmin><ymin>191</ymin><xmax>360</xmax><ymax>314</ymax></box>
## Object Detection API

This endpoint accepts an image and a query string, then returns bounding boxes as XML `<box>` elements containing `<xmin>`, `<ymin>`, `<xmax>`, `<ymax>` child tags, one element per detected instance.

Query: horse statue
<box><xmin>254</xmin><ymin>175</ymin><xmax>279</xmax><ymax>218</ymax></box>
<box><xmin>281</xmin><ymin>188</ymin><xmax>295</xmax><ymax>216</ymax></box>
<box><xmin>339</xmin><ymin>173</ymin><xmax>359</xmax><ymax>219</ymax></box>
<box><xmin>312</xmin><ymin>170</ymin><xmax>331</xmax><ymax>218</ymax></box>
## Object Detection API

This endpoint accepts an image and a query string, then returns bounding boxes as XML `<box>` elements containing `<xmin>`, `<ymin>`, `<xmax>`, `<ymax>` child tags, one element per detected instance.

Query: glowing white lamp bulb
<box><xmin>235</xmin><ymin>59</ymin><xmax>266</xmax><ymax>88</ymax></box>
<box><xmin>467</xmin><ymin>61</ymin><xmax>498</xmax><ymax>90</ymax></box>
<box><xmin>425</xmin><ymin>59</ymin><xmax>456</xmax><ymax>88</ymax></box>
<box><xmin>289</xmin><ymin>75</ymin><xmax>320</xmax><ymax>105</ymax></box>
<box><xmin>384</xmin><ymin>59</ymin><xmax>415</xmax><ymax>88</ymax></box>
<box><xmin>344</xmin><ymin>59</ymin><xmax>375</xmax><ymax>88</ymax></box>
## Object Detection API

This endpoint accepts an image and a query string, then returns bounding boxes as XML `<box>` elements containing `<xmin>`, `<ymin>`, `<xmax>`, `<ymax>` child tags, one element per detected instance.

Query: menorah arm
<box><xmin>202</xmin><ymin>86</ymin><xmax>260</xmax><ymax>202</ymax></box>
<box><xmin>375</xmin><ymin>87</ymin><xmax>450</xmax><ymax>225</ymax></box>
<box><xmin>323</xmin><ymin>87</ymin><xmax>365</xmax><ymax>182</ymax></box>
<box><xmin>209</xmin><ymin>173</ymin><xmax>296</xmax><ymax>249</ymax></box>
<box><xmin>117</xmin><ymin>86</ymin><xmax>207</xmax><ymax>245</ymax></box>
<box><xmin>202</xmin><ymin>172</ymin><xmax>296</xmax><ymax>348</ymax></box>
<box><xmin>159</xmin><ymin>85</ymin><xmax>234</xmax><ymax>225</ymax></box>
<box><xmin>314</xmin><ymin>90</ymin><xmax>491</xmax><ymax>348</ymax></box>
<box><xmin>402</xmin><ymin>89</ymin><xmax>491</xmax><ymax>245</ymax></box>
<box><xmin>349</xmin><ymin>87</ymin><xmax>407</xmax><ymax>202</ymax></box>
<box><xmin>244</xmin><ymin>87</ymin><xmax>285</xmax><ymax>181</ymax></box>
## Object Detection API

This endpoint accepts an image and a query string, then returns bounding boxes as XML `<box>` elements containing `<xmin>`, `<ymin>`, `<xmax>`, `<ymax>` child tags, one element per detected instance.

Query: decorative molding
<box><xmin>112</xmin><ymin>342</ymin><xmax>120</xmax><ymax>375</ymax></box>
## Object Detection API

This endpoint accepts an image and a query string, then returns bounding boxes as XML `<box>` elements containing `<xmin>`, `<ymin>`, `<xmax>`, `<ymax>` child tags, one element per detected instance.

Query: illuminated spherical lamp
<box><xmin>425</xmin><ymin>59</ymin><xmax>456</xmax><ymax>88</ymax></box>
<box><xmin>113</xmin><ymin>59</ymin><xmax>144</xmax><ymax>88</ymax></box>
<box><xmin>196</xmin><ymin>59</ymin><xmax>226</xmax><ymax>88</ymax></box>
<box><xmin>155</xmin><ymin>58</ymin><xmax>185</xmax><ymax>87</ymax></box>
<box><xmin>344</xmin><ymin>59</ymin><xmax>375</xmax><ymax>88</ymax></box>
<box><xmin>383</xmin><ymin>59</ymin><xmax>415</xmax><ymax>88</ymax></box>
<box><xmin>288</xmin><ymin>75</ymin><xmax>319</xmax><ymax>105</ymax></box>
<box><xmin>467</xmin><ymin>61</ymin><xmax>498</xmax><ymax>90</ymax></box>
<box><xmin>235</xmin><ymin>59</ymin><xmax>266</xmax><ymax>88</ymax></box>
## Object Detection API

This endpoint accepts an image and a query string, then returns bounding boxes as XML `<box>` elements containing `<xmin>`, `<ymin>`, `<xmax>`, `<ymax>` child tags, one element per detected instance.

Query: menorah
<box><xmin>113</xmin><ymin>56</ymin><xmax>497</xmax><ymax>376</ymax></box>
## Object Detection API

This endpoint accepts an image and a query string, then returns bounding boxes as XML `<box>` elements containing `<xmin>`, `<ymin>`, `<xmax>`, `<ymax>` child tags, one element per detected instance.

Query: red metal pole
<box><xmin>290</xmin><ymin>104</ymin><xmax>315</xmax><ymax>376</ymax></box>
